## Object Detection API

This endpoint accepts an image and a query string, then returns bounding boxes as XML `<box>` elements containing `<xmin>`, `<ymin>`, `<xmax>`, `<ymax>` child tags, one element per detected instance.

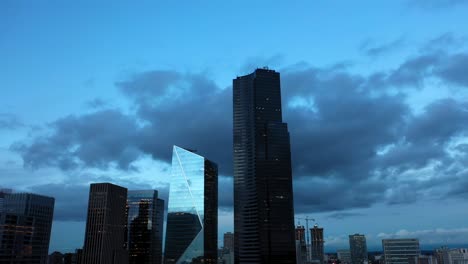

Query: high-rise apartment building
<box><xmin>233</xmin><ymin>68</ymin><xmax>296</xmax><ymax>264</ymax></box>
<box><xmin>0</xmin><ymin>193</ymin><xmax>54</xmax><ymax>264</ymax></box>
<box><xmin>382</xmin><ymin>239</ymin><xmax>420</xmax><ymax>264</ymax></box>
<box><xmin>82</xmin><ymin>183</ymin><xmax>128</xmax><ymax>264</ymax></box>
<box><xmin>295</xmin><ymin>226</ymin><xmax>307</xmax><ymax>264</ymax></box>
<box><xmin>349</xmin><ymin>234</ymin><xmax>368</xmax><ymax>264</ymax></box>
<box><xmin>164</xmin><ymin>146</ymin><xmax>218</xmax><ymax>264</ymax></box>
<box><xmin>125</xmin><ymin>190</ymin><xmax>164</xmax><ymax>264</ymax></box>
<box><xmin>311</xmin><ymin>225</ymin><xmax>325</xmax><ymax>264</ymax></box>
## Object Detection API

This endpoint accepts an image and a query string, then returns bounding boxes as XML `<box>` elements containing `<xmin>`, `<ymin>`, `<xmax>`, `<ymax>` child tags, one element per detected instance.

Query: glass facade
<box><xmin>164</xmin><ymin>146</ymin><xmax>218</xmax><ymax>264</ymax></box>
<box><xmin>0</xmin><ymin>193</ymin><xmax>55</xmax><ymax>264</ymax></box>
<box><xmin>125</xmin><ymin>190</ymin><xmax>164</xmax><ymax>264</ymax></box>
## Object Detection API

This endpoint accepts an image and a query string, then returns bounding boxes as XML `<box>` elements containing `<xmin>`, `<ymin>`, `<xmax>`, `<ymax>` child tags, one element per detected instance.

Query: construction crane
<box><xmin>296</xmin><ymin>216</ymin><xmax>316</xmax><ymax>262</ymax></box>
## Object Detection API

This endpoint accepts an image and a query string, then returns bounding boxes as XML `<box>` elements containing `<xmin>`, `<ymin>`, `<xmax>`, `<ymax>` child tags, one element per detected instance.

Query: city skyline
<box><xmin>2</xmin><ymin>0</ymin><xmax>468</xmax><ymax>254</ymax></box>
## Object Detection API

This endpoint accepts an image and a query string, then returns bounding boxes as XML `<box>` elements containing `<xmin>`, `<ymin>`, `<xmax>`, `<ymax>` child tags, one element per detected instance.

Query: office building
<box><xmin>125</xmin><ymin>190</ymin><xmax>164</xmax><ymax>264</ymax></box>
<box><xmin>350</xmin><ymin>234</ymin><xmax>368</xmax><ymax>264</ymax></box>
<box><xmin>435</xmin><ymin>247</ymin><xmax>449</xmax><ymax>264</ymax></box>
<box><xmin>382</xmin><ymin>239</ymin><xmax>420</xmax><ymax>264</ymax></box>
<box><xmin>82</xmin><ymin>183</ymin><xmax>128</xmax><ymax>264</ymax></box>
<box><xmin>224</xmin><ymin>232</ymin><xmax>234</xmax><ymax>252</ymax></box>
<box><xmin>442</xmin><ymin>248</ymin><xmax>468</xmax><ymax>264</ymax></box>
<box><xmin>337</xmin><ymin>250</ymin><xmax>352</xmax><ymax>264</ymax></box>
<box><xmin>0</xmin><ymin>193</ymin><xmax>54</xmax><ymax>264</ymax></box>
<box><xmin>311</xmin><ymin>225</ymin><xmax>324</xmax><ymax>264</ymax></box>
<box><xmin>164</xmin><ymin>146</ymin><xmax>218</xmax><ymax>264</ymax></box>
<box><xmin>233</xmin><ymin>68</ymin><xmax>296</xmax><ymax>263</ymax></box>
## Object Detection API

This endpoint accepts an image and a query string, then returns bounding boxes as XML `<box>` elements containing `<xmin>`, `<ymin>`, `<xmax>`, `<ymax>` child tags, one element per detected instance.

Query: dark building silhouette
<box><xmin>82</xmin><ymin>183</ymin><xmax>128</xmax><ymax>264</ymax></box>
<box><xmin>349</xmin><ymin>234</ymin><xmax>368</xmax><ymax>264</ymax></box>
<box><xmin>72</xmin><ymin>249</ymin><xmax>83</xmax><ymax>264</ymax></box>
<box><xmin>49</xmin><ymin>251</ymin><xmax>64</xmax><ymax>264</ymax></box>
<box><xmin>125</xmin><ymin>190</ymin><xmax>164</xmax><ymax>264</ymax></box>
<box><xmin>311</xmin><ymin>225</ymin><xmax>324</xmax><ymax>264</ymax></box>
<box><xmin>164</xmin><ymin>146</ymin><xmax>218</xmax><ymax>264</ymax></box>
<box><xmin>233</xmin><ymin>68</ymin><xmax>296</xmax><ymax>264</ymax></box>
<box><xmin>0</xmin><ymin>193</ymin><xmax>54</xmax><ymax>264</ymax></box>
<box><xmin>63</xmin><ymin>253</ymin><xmax>73</xmax><ymax>264</ymax></box>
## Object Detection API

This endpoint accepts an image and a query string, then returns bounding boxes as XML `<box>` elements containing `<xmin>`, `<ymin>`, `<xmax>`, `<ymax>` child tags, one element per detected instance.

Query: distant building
<box><xmin>63</xmin><ymin>253</ymin><xmax>74</xmax><ymax>264</ymax></box>
<box><xmin>295</xmin><ymin>226</ymin><xmax>308</xmax><ymax>264</ymax></box>
<box><xmin>72</xmin><ymin>248</ymin><xmax>83</xmax><ymax>264</ymax></box>
<box><xmin>125</xmin><ymin>190</ymin><xmax>164</xmax><ymax>264</ymax></box>
<box><xmin>382</xmin><ymin>239</ymin><xmax>420</xmax><ymax>264</ymax></box>
<box><xmin>49</xmin><ymin>251</ymin><xmax>64</xmax><ymax>264</ymax></box>
<box><xmin>311</xmin><ymin>225</ymin><xmax>325</xmax><ymax>264</ymax></box>
<box><xmin>442</xmin><ymin>248</ymin><xmax>468</xmax><ymax>264</ymax></box>
<box><xmin>349</xmin><ymin>234</ymin><xmax>368</xmax><ymax>264</ymax></box>
<box><xmin>337</xmin><ymin>249</ymin><xmax>352</xmax><ymax>264</ymax></box>
<box><xmin>414</xmin><ymin>255</ymin><xmax>437</xmax><ymax>264</ymax></box>
<box><xmin>164</xmin><ymin>146</ymin><xmax>218</xmax><ymax>264</ymax></box>
<box><xmin>0</xmin><ymin>189</ymin><xmax>12</xmax><ymax>212</ymax></box>
<box><xmin>82</xmin><ymin>183</ymin><xmax>128</xmax><ymax>264</ymax></box>
<box><xmin>224</xmin><ymin>232</ymin><xmax>234</xmax><ymax>252</ymax></box>
<box><xmin>435</xmin><ymin>247</ymin><xmax>450</xmax><ymax>264</ymax></box>
<box><xmin>0</xmin><ymin>192</ymin><xmax>55</xmax><ymax>264</ymax></box>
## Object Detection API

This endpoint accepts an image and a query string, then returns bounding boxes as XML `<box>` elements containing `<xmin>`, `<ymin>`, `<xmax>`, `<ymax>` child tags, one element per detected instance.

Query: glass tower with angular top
<box><xmin>233</xmin><ymin>68</ymin><xmax>296</xmax><ymax>264</ymax></box>
<box><xmin>164</xmin><ymin>146</ymin><xmax>218</xmax><ymax>264</ymax></box>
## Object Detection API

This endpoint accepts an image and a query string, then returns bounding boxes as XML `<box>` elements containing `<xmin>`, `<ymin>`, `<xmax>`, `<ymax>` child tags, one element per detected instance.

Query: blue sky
<box><xmin>2</xmin><ymin>0</ymin><xmax>468</xmax><ymax>253</ymax></box>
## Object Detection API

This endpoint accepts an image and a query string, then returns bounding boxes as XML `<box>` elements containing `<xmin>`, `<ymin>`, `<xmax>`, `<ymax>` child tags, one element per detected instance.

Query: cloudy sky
<box><xmin>2</xmin><ymin>0</ymin><xmax>468</xmax><ymax>253</ymax></box>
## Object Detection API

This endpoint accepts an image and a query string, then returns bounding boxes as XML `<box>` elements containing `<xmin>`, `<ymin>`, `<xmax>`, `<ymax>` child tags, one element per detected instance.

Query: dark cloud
<box><xmin>422</xmin><ymin>33</ymin><xmax>467</xmax><ymax>52</ymax></box>
<box><xmin>118</xmin><ymin>70</ymin><xmax>233</xmax><ymax>174</ymax></box>
<box><xmin>326</xmin><ymin>212</ymin><xmax>366</xmax><ymax>220</ymax></box>
<box><xmin>86</xmin><ymin>98</ymin><xmax>107</xmax><ymax>109</ymax></box>
<box><xmin>29</xmin><ymin>183</ymin><xmax>89</xmax><ymax>221</ymax></box>
<box><xmin>11</xmin><ymin>110</ymin><xmax>143</xmax><ymax>171</ymax></box>
<box><xmin>0</xmin><ymin>113</ymin><xmax>24</xmax><ymax>130</ymax></box>
<box><xmin>359</xmin><ymin>38</ymin><xmax>405</xmax><ymax>57</ymax></box>
<box><xmin>436</xmin><ymin>53</ymin><xmax>468</xmax><ymax>87</ymax></box>
<box><xmin>11</xmin><ymin>43</ymin><xmax>468</xmax><ymax>215</ymax></box>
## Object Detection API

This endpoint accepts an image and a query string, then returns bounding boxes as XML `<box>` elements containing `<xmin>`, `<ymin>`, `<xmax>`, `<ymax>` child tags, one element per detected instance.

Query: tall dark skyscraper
<box><xmin>233</xmin><ymin>68</ymin><xmax>296</xmax><ymax>264</ymax></box>
<box><xmin>0</xmin><ymin>192</ymin><xmax>55</xmax><ymax>264</ymax></box>
<box><xmin>311</xmin><ymin>225</ymin><xmax>324</xmax><ymax>264</ymax></box>
<box><xmin>164</xmin><ymin>146</ymin><xmax>218</xmax><ymax>264</ymax></box>
<box><xmin>349</xmin><ymin>234</ymin><xmax>368</xmax><ymax>264</ymax></box>
<box><xmin>82</xmin><ymin>183</ymin><xmax>128</xmax><ymax>264</ymax></box>
<box><xmin>125</xmin><ymin>190</ymin><xmax>164</xmax><ymax>264</ymax></box>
